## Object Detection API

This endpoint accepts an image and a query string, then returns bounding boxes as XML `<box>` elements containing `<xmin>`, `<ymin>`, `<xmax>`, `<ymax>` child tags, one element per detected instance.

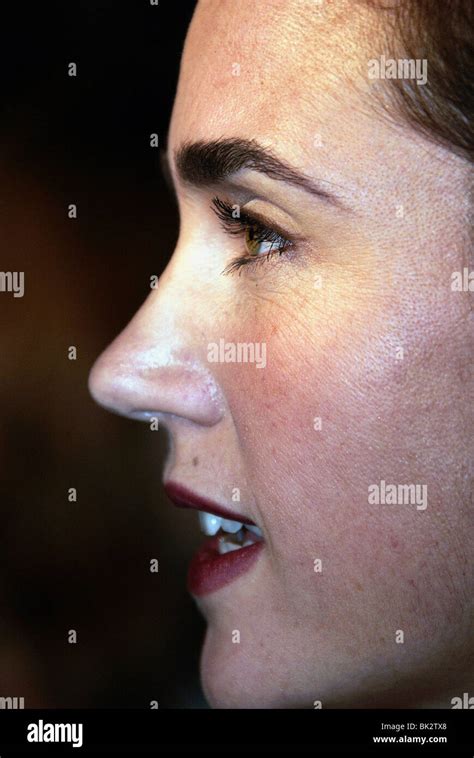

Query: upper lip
<box><xmin>164</xmin><ymin>481</ymin><xmax>258</xmax><ymax>527</ymax></box>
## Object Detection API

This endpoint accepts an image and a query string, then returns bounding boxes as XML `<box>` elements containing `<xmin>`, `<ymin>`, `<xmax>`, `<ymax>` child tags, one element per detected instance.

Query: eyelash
<box><xmin>211</xmin><ymin>196</ymin><xmax>293</xmax><ymax>275</ymax></box>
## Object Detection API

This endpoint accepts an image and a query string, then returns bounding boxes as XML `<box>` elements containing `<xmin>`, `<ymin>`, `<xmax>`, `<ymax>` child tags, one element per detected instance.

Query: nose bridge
<box><xmin>88</xmin><ymin>276</ymin><xmax>225</xmax><ymax>427</ymax></box>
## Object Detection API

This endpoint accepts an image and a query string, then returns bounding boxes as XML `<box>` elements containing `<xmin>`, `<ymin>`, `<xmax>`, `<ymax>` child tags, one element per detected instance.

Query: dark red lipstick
<box><xmin>164</xmin><ymin>482</ymin><xmax>258</xmax><ymax>526</ymax></box>
<box><xmin>164</xmin><ymin>481</ymin><xmax>264</xmax><ymax>596</ymax></box>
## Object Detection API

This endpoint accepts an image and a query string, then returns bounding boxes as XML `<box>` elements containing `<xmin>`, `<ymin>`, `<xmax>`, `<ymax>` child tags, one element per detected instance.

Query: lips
<box><xmin>164</xmin><ymin>482</ymin><xmax>264</xmax><ymax>596</ymax></box>
<box><xmin>164</xmin><ymin>482</ymin><xmax>258</xmax><ymax>525</ymax></box>
<box><xmin>187</xmin><ymin>532</ymin><xmax>264</xmax><ymax>596</ymax></box>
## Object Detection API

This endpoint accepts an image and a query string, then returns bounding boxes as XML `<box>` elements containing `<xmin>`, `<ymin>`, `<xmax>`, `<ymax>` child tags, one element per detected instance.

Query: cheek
<box><xmin>217</xmin><ymin>304</ymin><xmax>467</xmax><ymax>645</ymax></box>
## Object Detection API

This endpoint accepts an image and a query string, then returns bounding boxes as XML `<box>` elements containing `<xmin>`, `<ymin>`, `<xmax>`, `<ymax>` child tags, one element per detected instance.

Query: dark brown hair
<box><xmin>369</xmin><ymin>0</ymin><xmax>473</xmax><ymax>162</ymax></box>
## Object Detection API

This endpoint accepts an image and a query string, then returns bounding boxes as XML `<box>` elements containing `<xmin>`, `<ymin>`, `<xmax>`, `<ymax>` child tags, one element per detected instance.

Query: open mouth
<box><xmin>199</xmin><ymin>511</ymin><xmax>263</xmax><ymax>554</ymax></box>
<box><xmin>164</xmin><ymin>483</ymin><xmax>265</xmax><ymax>596</ymax></box>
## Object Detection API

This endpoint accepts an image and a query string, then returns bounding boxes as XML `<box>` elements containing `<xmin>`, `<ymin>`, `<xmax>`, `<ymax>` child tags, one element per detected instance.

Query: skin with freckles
<box><xmin>89</xmin><ymin>0</ymin><xmax>473</xmax><ymax>708</ymax></box>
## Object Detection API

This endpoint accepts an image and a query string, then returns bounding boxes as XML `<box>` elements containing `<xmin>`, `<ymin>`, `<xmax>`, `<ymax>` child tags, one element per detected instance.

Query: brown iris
<box><xmin>245</xmin><ymin>225</ymin><xmax>262</xmax><ymax>257</ymax></box>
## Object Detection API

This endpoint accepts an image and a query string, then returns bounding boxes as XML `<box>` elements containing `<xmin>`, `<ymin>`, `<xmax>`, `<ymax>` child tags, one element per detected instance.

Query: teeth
<box><xmin>217</xmin><ymin>539</ymin><xmax>243</xmax><ymax>555</ymax></box>
<box><xmin>220</xmin><ymin>518</ymin><xmax>243</xmax><ymax>534</ymax></box>
<box><xmin>198</xmin><ymin>512</ymin><xmax>222</xmax><ymax>536</ymax></box>
<box><xmin>246</xmin><ymin>524</ymin><xmax>263</xmax><ymax>538</ymax></box>
<box><xmin>198</xmin><ymin>511</ymin><xmax>244</xmax><ymax>536</ymax></box>
<box><xmin>198</xmin><ymin>510</ymin><xmax>264</xmax><ymax>554</ymax></box>
<box><xmin>218</xmin><ymin>533</ymin><xmax>259</xmax><ymax>554</ymax></box>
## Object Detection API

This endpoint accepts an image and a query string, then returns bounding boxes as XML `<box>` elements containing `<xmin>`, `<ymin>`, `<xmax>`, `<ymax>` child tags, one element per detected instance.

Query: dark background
<box><xmin>0</xmin><ymin>0</ymin><xmax>206</xmax><ymax>707</ymax></box>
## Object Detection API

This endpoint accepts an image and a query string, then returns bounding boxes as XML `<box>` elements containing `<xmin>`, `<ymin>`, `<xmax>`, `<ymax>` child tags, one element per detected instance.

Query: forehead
<box><xmin>168</xmin><ymin>0</ymin><xmax>378</xmax><ymax>171</ymax></box>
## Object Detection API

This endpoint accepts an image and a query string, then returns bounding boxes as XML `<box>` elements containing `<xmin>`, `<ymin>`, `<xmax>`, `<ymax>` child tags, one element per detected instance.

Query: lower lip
<box><xmin>187</xmin><ymin>535</ymin><xmax>264</xmax><ymax>596</ymax></box>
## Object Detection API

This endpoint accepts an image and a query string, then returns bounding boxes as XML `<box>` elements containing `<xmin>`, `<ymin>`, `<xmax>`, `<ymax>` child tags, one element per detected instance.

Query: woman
<box><xmin>88</xmin><ymin>0</ymin><xmax>473</xmax><ymax>708</ymax></box>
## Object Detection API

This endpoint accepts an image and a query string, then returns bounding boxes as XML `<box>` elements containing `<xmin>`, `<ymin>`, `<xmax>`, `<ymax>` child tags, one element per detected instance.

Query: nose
<box><xmin>88</xmin><ymin>273</ymin><xmax>224</xmax><ymax>428</ymax></box>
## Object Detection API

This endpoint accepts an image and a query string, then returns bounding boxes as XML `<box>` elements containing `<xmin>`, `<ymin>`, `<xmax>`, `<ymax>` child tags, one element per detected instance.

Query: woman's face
<box><xmin>89</xmin><ymin>0</ymin><xmax>473</xmax><ymax>708</ymax></box>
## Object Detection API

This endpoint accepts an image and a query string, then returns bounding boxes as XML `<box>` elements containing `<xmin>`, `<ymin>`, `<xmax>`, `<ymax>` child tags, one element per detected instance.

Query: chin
<box><xmin>199</xmin><ymin>627</ymin><xmax>256</xmax><ymax>709</ymax></box>
<box><xmin>199</xmin><ymin>624</ymin><xmax>300</xmax><ymax>709</ymax></box>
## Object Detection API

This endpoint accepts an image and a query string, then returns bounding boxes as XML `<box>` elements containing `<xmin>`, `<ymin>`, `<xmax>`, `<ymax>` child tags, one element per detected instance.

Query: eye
<box><xmin>244</xmin><ymin>223</ymin><xmax>282</xmax><ymax>257</ymax></box>
<box><xmin>211</xmin><ymin>196</ymin><xmax>294</xmax><ymax>275</ymax></box>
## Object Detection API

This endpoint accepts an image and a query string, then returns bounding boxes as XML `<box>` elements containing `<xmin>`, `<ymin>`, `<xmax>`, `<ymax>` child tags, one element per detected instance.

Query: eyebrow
<box><xmin>168</xmin><ymin>137</ymin><xmax>346</xmax><ymax>207</ymax></box>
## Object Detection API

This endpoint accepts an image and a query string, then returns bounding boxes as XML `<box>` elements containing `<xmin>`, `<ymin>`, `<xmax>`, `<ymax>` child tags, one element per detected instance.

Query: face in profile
<box><xmin>88</xmin><ymin>0</ymin><xmax>473</xmax><ymax>708</ymax></box>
